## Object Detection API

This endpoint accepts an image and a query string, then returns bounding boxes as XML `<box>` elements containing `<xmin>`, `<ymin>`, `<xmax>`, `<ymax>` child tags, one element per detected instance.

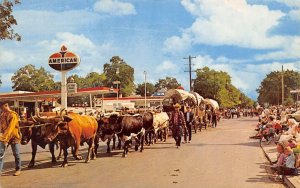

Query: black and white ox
<box><xmin>96</xmin><ymin>113</ymin><xmax>120</xmax><ymax>154</ymax></box>
<box><xmin>116</xmin><ymin>114</ymin><xmax>146</xmax><ymax>158</ymax></box>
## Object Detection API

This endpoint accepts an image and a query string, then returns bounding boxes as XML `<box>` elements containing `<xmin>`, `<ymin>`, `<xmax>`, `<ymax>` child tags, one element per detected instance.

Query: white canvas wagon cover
<box><xmin>204</xmin><ymin>98</ymin><xmax>219</xmax><ymax>110</ymax></box>
<box><xmin>163</xmin><ymin>89</ymin><xmax>197</xmax><ymax>105</ymax></box>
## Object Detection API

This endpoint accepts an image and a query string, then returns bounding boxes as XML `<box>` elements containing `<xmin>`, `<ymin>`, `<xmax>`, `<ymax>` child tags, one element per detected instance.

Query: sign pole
<box><xmin>61</xmin><ymin>71</ymin><xmax>67</xmax><ymax>110</ymax></box>
<box><xmin>48</xmin><ymin>45</ymin><xmax>80</xmax><ymax>111</ymax></box>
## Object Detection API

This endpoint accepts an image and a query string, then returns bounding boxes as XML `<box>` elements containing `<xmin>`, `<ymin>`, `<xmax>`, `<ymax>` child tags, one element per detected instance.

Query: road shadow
<box><xmin>245</xmin><ymin>162</ymin><xmax>284</xmax><ymax>186</ymax></box>
<box><xmin>145</xmin><ymin>146</ymin><xmax>175</xmax><ymax>150</ymax></box>
<box><xmin>189</xmin><ymin>141</ymin><xmax>259</xmax><ymax>147</ymax></box>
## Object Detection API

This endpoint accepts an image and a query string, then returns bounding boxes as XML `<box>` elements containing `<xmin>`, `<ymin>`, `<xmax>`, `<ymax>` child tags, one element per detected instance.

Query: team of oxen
<box><xmin>18</xmin><ymin>109</ymin><xmax>171</xmax><ymax>168</ymax></box>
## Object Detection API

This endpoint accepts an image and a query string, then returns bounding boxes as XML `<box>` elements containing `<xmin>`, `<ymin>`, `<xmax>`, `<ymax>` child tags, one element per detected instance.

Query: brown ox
<box><xmin>20</xmin><ymin>117</ymin><xmax>59</xmax><ymax>168</ymax></box>
<box><xmin>45</xmin><ymin>112</ymin><xmax>98</xmax><ymax>167</ymax></box>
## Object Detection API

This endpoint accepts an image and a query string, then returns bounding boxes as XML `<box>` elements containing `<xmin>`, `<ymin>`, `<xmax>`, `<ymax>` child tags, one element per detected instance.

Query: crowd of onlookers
<box><xmin>219</xmin><ymin>107</ymin><xmax>257</xmax><ymax>119</ymax></box>
<box><xmin>250</xmin><ymin>105</ymin><xmax>300</xmax><ymax>181</ymax></box>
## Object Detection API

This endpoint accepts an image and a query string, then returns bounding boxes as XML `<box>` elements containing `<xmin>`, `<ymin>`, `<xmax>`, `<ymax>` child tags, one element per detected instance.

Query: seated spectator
<box><xmin>262</xmin><ymin>123</ymin><xmax>275</xmax><ymax>144</ymax></box>
<box><xmin>271</xmin><ymin>143</ymin><xmax>285</xmax><ymax>170</ymax></box>
<box><xmin>273</xmin><ymin>116</ymin><xmax>282</xmax><ymax>135</ymax></box>
<box><xmin>279</xmin><ymin>119</ymin><xmax>298</xmax><ymax>146</ymax></box>
<box><xmin>288</xmin><ymin>138</ymin><xmax>297</xmax><ymax>148</ymax></box>
<box><xmin>273</xmin><ymin>146</ymin><xmax>297</xmax><ymax>181</ymax></box>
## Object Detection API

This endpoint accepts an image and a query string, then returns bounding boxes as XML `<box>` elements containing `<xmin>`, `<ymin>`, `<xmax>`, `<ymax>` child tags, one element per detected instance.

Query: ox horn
<box><xmin>36</xmin><ymin>110</ymin><xmax>41</xmax><ymax>118</ymax></box>
<box><xmin>31</xmin><ymin>113</ymin><xmax>37</xmax><ymax>123</ymax></box>
<box><xmin>60</xmin><ymin>108</ymin><xmax>65</xmax><ymax>117</ymax></box>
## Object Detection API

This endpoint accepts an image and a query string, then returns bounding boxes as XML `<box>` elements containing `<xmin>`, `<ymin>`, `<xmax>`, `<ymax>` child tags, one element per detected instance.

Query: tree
<box><xmin>136</xmin><ymin>82</ymin><xmax>156</xmax><ymax>96</ymax></box>
<box><xmin>0</xmin><ymin>0</ymin><xmax>21</xmax><ymax>41</ymax></box>
<box><xmin>103</xmin><ymin>56</ymin><xmax>135</xmax><ymax>97</ymax></box>
<box><xmin>194</xmin><ymin>66</ymin><xmax>253</xmax><ymax>108</ymax></box>
<box><xmin>0</xmin><ymin>76</ymin><xmax>2</xmax><ymax>87</ymax></box>
<box><xmin>11</xmin><ymin>64</ymin><xmax>56</xmax><ymax>91</ymax></box>
<box><xmin>67</xmin><ymin>72</ymin><xmax>106</xmax><ymax>106</ymax></box>
<box><xmin>257</xmin><ymin>70</ymin><xmax>300</xmax><ymax>105</ymax></box>
<box><xmin>68</xmin><ymin>72</ymin><xmax>105</xmax><ymax>89</ymax></box>
<box><xmin>84</xmin><ymin>72</ymin><xmax>106</xmax><ymax>88</ymax></box>
<box><xmin>154</xmin><ymin>77</ymin><xmax>181</xmax><ymax>90</ymax></box>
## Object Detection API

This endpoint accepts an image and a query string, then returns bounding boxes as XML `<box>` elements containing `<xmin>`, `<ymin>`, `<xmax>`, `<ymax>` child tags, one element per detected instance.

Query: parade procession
<box><xmin>1</xmin><ymin>0</ymin><xmax>300</xmax><ymax>188</ymax></box>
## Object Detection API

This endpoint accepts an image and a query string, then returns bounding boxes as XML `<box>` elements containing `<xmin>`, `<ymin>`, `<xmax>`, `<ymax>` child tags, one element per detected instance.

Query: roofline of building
<box><xmin>0</xmin><ymin>87</ymin><xmax>117</xmax><ymax>100</ymax></box>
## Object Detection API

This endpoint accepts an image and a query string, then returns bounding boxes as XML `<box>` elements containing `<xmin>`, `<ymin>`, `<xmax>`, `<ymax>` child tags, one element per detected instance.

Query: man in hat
<box><xmin>169</xmin><ymin>103</ymin><xmax>186</xmax><ymax>148</ymax></box>
<box><xmin>184</xmin><ymin>106</ymin><xmax>194</xmax><ymax>143</ymax></box>
<box><xmin>0</xmin><ymin>101</ymin><xmax>22</xmax><ymax>176</ymax></box>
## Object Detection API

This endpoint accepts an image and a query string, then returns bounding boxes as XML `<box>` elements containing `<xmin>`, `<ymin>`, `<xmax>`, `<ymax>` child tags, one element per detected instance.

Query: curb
<box><xmin>259</xmin><ymin>140</ymin><xmax>296</xmax><ymax>188</ymax></box>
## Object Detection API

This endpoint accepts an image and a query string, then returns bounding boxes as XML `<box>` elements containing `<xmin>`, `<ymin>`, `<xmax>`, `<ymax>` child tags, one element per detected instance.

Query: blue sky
<box><xmin>0</xmin><ymin>0</ymin><xmax>299</xmax><ymax>99</ymax></box>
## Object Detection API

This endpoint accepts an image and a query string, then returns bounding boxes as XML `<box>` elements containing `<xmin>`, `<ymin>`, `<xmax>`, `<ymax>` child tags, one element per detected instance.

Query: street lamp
<box><xmin>144</xmin><ymin>71</ymin><xmax>147</xmax><ymax>111</ymax></box>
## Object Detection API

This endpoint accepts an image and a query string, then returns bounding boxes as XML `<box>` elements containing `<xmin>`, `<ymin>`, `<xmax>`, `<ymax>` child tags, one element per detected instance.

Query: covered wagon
<box><xmin>162</xmin><ymin>89</ymin><xmax>197</xmax><ymax>112</ymax></box>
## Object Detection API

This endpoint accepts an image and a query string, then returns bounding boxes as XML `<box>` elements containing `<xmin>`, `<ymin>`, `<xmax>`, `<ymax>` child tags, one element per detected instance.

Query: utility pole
<box><xmin>144</xmin><ymin>71</ymin><xmax>147</xmax><ymax>110</ymax></box>
<box><xmin>184</xmin><ymin>55</ymin><xmax>196</xmax><ymax>91</ymax></box>
<box><xmin>282</xmin><ymin>65</ymin><xmax>284</xmax><ymax>106</ymax></box>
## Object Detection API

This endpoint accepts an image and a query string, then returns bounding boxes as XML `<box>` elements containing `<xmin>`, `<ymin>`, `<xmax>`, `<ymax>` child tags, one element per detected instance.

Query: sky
<box><xmin>0</xmin><ymin>0</ymin><xmax>299</xmax><ymax>99</ymax></box>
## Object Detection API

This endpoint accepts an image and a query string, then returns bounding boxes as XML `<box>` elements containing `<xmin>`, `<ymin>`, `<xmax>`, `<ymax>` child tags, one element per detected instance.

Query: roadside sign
<box><xmin>48</xmin><ymin>45</ymin><xmax>80</xmax><ymax>71</ymax></box>
<box><xmin>67</xmin><ymin>83</ymin><xmax>77</xmax><ymax>94</ymax></box>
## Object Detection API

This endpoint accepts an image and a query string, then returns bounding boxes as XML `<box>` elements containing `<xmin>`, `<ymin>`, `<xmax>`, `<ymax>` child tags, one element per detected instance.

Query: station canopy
<box><xmin>0</xmin><ymin>87</ymin><xmax>117</xmax><ymax>102</ymax></box>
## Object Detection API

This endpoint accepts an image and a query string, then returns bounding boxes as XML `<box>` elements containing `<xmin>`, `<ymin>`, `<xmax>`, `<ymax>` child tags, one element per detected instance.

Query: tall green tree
<box><xmin>84</xmin><ymin>72</ymin><xmax>106</xmax><ymax>88</ymax></box>
<box><xmin>103</xmin><ymin>56</ymin><xmax>135</xmax><ymax>97</ymax></box>
<box><xmin>194</xmin><ymin>66</ymin><xmax>253</xmax><ymax>108</ymax></box>
<box><xmin>11</xmin><ymin>64</ymin><xmax>55</xmax><ymax>91</ymax></box>
<box><xmin>136</xmin><ymin>82</ymin><xmax>156</xmax><ymax>96</ymax></box>
<box><xmin>154</xmin><ymin>77</ymin><xmax>181</xmax><ymax>90</ymax></box>
<box><xmin>0</xmin><ymin>0</ymin><xmax>21</xmax><ymax>41</ymax></box>
<box><xmin>68</xmin><ymin>72</ymin><xmax>105</xmax><ymax>89</ymax></box>
<box><xmin>257</xmin><ymin>70</ymin><xmax>300</xmax><ymax>105</ymax></box>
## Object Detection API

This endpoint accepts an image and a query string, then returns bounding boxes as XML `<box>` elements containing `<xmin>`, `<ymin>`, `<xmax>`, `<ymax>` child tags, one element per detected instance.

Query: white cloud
<box><xmin>274</xmin><ymin>0</ymin><xmax>300</xmax><ymax>8</ymax></box>
<box><xmin>14</xmin><ymin>10</ymin><xmax>102</xmax><ymax>39</ymax></box>
<box><xmin>0</xmin><ymin>32</ymin><xmax>116</xmax><ymax>89</ymax></box>
<box><xmin>0</xmin><ymin>47</ymin><xmax>15</xmax><ymax>64</ymax></box>
<box><xmin>157</xmin><ymin>60</ymin><xmax>177</xmax><ymax>72</ymax></box>
<box><xmin>94</xmin><ymin>0</ymin><xmax>136</xmax><ymax>16</ymax></box>
<box><xmin>190</xmin><ymin>54</ymin><xmax>300</xmax><ymax>97</ymax></box>
<box><xmin>164</xmin><ymin>0</ymin><xmax>286</xmax><ymax>53</ymax></box>
<box><xmin>255</xmin><ymin>36</ymin><xmax>300</xmax><ymax>60</ymax></box>
<box><xmin>163</xmin><ymin>33</ymin><xmax>191</xmax><ymax>53</ymax></box>
<box><xmin>289</xmin><ymin>9</ymin><xmax>300</xmax><ymax>20</ymax></box>
<box><xmin>37</xmin><ymin>32</ymin><xmax>96</xmax><ymax>55</ymax></box>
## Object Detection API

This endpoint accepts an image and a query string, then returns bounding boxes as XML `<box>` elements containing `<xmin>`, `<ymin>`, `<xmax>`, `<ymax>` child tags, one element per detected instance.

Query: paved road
<box><xmin>0</xmin><ymin>117</ymin><xmax>285</xmax><ymax>188</ymax></box>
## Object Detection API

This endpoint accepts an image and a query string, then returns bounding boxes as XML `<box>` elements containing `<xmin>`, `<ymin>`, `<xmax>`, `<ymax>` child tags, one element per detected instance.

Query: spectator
<box><xmin>279</xmin><ymin>119</ymin><xmax>298</xmax><ymax>146</ymax></box>
<box><xmin>271</xmin><ymin>143</ymin><xmax>285</xmax><ymax>171</ymax></box>
<box><xmin>273</xmin><ymin>146</ymin><xmax>297</xmax><ymax>181</ymax></box>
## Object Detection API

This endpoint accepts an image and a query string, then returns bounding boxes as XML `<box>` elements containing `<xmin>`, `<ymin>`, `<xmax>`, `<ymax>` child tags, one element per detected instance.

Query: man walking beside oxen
<box><xmin>169</xmin><ymin>103</ymin><xmax>186</xmax><ymax>148</ymax></box>
<box><xmin>0</xmin><ymin>101</ymin><xmax>22</xmax><ymax>176</ymax></box>
<box><xmin>184</xmin><ymin>106</ymin><xmax>194</xmax><ymax>143</ymax></box>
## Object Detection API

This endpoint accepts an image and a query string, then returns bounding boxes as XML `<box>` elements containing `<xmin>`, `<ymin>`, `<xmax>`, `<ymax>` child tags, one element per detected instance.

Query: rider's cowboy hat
<box><xmin>173</xmin><ymin>103</ymin><xmax>181</xmax><ymax>108</ymax></box>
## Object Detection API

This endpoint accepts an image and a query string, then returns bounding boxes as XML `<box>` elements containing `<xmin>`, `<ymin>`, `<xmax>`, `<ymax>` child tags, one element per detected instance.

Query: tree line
<box><xmin>0</xmin><ymin>54</ymin><xmax>256</xmax><ymax>108</ymax></box>
<box><xmin>257</xmin><ymin>70</ymin><xmax>300</xmax><ymax>106</ymax></box>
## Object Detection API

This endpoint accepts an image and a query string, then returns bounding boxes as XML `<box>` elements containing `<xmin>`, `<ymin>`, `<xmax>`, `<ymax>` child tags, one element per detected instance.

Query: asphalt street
<box><xmin>0</xmin><ymin>117</ymin><xmax>285</xmax><ymax>188</ymax></box>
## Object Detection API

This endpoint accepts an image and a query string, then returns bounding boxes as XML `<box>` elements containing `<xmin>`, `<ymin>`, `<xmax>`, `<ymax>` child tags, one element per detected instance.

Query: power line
<box><xmin>183</xmin><ymin>55</ymin><xmax>196</xmax><ymax>91</ymax></box>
